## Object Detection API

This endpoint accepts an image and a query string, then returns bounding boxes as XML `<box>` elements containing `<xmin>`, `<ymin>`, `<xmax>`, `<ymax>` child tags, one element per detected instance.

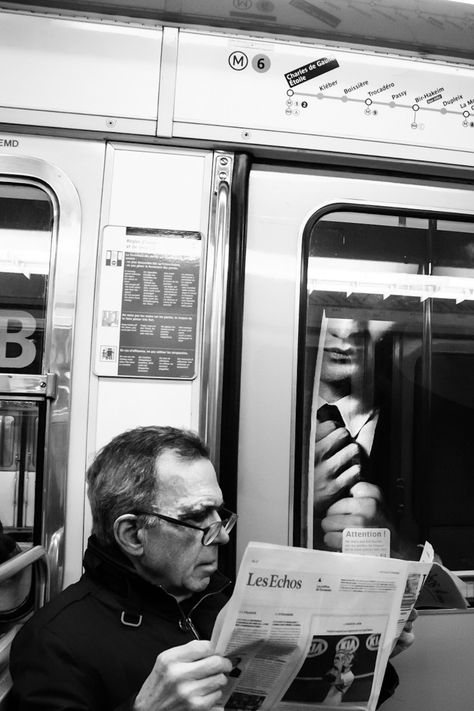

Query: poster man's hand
<box><xmin>320</xmin><ymin>482</ymin><xmax>392</xmax><ymax>550</ymax></box>
<box><xmin>313</xmin><ymin>421</ymin><xmax>363</xmax><ymax>516</ymax></box>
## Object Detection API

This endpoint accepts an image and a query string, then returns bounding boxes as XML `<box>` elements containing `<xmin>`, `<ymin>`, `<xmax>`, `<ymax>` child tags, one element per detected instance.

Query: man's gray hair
<box><xmin>87</xmin><ymin>425</ymin><xmax>210</xmax><ymax>545</ymax></box>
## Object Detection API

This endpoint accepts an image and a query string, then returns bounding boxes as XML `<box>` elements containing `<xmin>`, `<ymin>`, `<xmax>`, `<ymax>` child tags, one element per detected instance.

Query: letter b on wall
<box><xmin>0</xmin><ymin>310</ymin><xmax>37</xmax><ymax>368</ymax></box>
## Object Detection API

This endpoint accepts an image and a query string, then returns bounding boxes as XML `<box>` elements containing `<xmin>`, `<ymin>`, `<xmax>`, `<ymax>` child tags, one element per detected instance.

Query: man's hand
<box><xmin>134</xmin><ymin>639</ymin><xmax>232</xmax><ymax>711</ymax></box>
<box><xmin>321</xmin><ymin>482</ymin><xmax>392</xmax><ymax>551</ymax></box>
<box><xmin>313</xmin><ymin>420</ymin><xmax>363</xmax><ymax>516</ymax></box>
<box><xmin>390</xmin><ymin>609</ymin><xmax>418</xmax><ymax>658</ymax></box>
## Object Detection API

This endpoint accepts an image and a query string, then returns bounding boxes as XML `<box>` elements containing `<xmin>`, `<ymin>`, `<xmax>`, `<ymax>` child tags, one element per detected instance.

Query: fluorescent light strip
<box><xmin>309</xmin><ymin>270</ymin><xmax>474</xmax><ymax>304</ymax></box>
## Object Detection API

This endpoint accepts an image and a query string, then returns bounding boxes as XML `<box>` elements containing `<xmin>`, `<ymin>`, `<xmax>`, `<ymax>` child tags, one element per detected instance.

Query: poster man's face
<box><xmin>320</xmin><ymin>319</ymin><xmax>369</xmax><ymax>386</ymax></box>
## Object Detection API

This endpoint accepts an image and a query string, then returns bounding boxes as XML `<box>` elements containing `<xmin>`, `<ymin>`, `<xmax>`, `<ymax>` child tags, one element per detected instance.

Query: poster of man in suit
<box><xmin>303</xmin><ymin>306</ymin><xmax>474</xmax><ymax>571</ymax></box>
<box><xmin>309</xmin><ymin>316</ymin><xmax>396</xmax><ymax>552</ymax></box>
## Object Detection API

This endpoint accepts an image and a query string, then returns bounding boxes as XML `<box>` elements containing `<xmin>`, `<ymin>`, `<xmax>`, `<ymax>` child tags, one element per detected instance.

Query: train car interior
<box><xmin>0</xmin><ymin>0</ymin><xmax>474</xmax><ymax>708</ymax></box>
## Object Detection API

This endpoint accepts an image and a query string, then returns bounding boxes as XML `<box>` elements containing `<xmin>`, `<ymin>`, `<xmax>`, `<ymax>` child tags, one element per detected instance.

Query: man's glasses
<box><xmin>133</xmin><ymin>507</ymin><xmax>238</xmax><ymax>546</ymax></box>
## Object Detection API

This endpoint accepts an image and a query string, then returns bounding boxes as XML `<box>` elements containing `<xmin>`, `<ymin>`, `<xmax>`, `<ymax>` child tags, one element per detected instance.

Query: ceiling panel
<box><xmin>2</xmin><ymin>0</ymin><xmax>474</xmax><ymax>62</ymax></box>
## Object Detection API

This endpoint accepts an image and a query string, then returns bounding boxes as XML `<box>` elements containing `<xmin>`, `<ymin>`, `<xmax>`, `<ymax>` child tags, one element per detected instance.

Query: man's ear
<box><xmin>113</xmin><ymin>514</ymin><xmax>145</xmax><ymax>558</ymax></box>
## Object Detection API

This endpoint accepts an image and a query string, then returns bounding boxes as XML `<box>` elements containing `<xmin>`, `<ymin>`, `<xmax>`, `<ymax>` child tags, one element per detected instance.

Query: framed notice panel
<box><xmin>95</xmin><ymin>226</ymin><xmax>202</xmax><ymax>379</ymax></box>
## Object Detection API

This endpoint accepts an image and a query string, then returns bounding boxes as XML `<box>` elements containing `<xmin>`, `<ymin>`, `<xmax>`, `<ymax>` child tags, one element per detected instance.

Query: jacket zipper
<box><xmin>179</xmin><ymin>615</ymin><xmax>201</xmax><ymax>640</ymax></box>
<box><xmin>165</xmin><ymin>577</ymin><xmax>232</xmax><ymax>641</ymax></box>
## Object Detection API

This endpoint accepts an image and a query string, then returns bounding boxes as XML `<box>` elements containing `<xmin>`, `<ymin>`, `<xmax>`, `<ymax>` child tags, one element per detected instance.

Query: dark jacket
<box><xmin>9</xmin><ymin>536</ymin><xmax>231</xmax><ymax>711</ymax></box>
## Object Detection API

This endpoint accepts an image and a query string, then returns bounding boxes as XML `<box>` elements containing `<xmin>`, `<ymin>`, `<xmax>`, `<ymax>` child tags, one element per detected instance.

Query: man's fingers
<box><xmin>321</xmin><ymin>513</ymin><xmax>353</xmax><ymax>532</ymax></box>
<box><xmin>322</xmin><ymin>531</ymin><xmax>343</xmax><ymax>550</ymax></box>
<box><xmin>173</xmin><ymin>656</ymin><xmax>231</xmax><ymax>682</ymax></box>
<box><xmin>321</xmin><ymin>484</ymin><xmax>391</xmax><ymax>551</ymax></box>
<box><xmin>322</xmin><ymin>482</ymin><xmax>384</xmax><ymax>516</ymax></box>
<box><xmin>315</xmin><ymin>419</ymin><xmax>338</xmax><ymax>442</ymax></box>
<box><xmin>160</xmin><ymin>640</ymin><xmax>216</xmax><ymax>664</ymax></box>
<box><xmin>331</xmin><ymin>464</ymin><xmax>362</xmax><ymax>492</ymax></box>
<box><xmin>183</xmin><ymin>671</ymin><xmax>230</xmax><ymax>699</ymax></box>
<box><xmin>315</xmin><ymin>427</ymin><xmax>353</xmax><ymax>461</ymax></box>
<box><xmin>156</xmin><ymin>642</ymin><xmax>232</xmax><ymax>681</ymax></box>
<box><xmin>197</xmin><ymin>691</ymin><xmax>227</xmax><ymax>710</ymax></box>
<box><xmin>349</xmin><ymin>481</ymin><xmax>384</xmax><ymax>501</ymax></box>
<box><xmin>391</xmin><ymin>608</ymin><xmax>418</xmax><ymax>657</ymax></box>
<box><xmin>330</xmin><ymin>441</ymin><xmax>360</xmax><ymax>471</ymax></box>
<box><xmin>313</xmin><ymin>461</ymin><xmax>362</xmax><ymax>516</ymax></box>
<box><xmin>390</xmin><ymin>630</ymin><xmax>415</xmax><ymax>658</ymax></box>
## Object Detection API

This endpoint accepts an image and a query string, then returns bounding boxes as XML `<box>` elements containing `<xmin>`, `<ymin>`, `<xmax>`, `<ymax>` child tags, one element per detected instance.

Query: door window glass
<box><xmin>297</xmin><ymin>209</ymin><xmax>474</xmax><ymax>572</ymax></box>
<box><xmin>0</xmin><ymin>183</ymin><xmax>53</xmax><ymax>374</ymax></box>
<box><xmin>0</xmin><ymin>401</ymin><xmax>44</xmax><ymax>541</ymax></box>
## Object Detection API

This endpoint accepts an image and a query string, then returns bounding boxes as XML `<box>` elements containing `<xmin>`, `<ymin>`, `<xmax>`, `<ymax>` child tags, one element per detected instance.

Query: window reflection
<box><xmin>298</xmin><ymin>210</ymin><xmax>474</xmax><ymax>571</ymax></box>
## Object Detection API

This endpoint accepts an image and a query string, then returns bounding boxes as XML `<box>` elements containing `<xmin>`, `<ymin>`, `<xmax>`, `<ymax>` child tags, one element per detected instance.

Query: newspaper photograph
<box><xmin>211</xmin><ymin>542</ymin><xmax>416</xmax><ymax>711</ymax></box>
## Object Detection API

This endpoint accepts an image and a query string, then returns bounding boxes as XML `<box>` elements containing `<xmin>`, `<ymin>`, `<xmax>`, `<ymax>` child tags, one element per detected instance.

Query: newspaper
<box><xmin>415</xmin><ymin>543</ymin><xmax>468</xmax><ymax>610</ymax></box>
<box><xmin>211</xmin><ymin>541</ymin><xmax>463</xmax><ymax>711</ymax></box>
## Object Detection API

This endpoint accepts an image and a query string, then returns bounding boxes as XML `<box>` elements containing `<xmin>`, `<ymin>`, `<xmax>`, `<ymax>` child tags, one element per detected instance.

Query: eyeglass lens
<box><xmin>203</xmin><ymin>514</ymin><xmax>236</xmax><ymax>545</ymax></box>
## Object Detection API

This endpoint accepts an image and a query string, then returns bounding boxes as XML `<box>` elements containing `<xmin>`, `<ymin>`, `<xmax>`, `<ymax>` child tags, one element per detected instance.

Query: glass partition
<box><xmin>297</xmin><ymin>209</ymin><xmax>474</xmax><ymax>571</ymax></box>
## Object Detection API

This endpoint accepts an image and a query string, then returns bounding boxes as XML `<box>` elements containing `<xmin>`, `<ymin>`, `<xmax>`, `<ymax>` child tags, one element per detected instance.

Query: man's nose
<box><xmin>215</xmin><ymin>524</ymin><xmax>230</xmax><ymax>545</ymax></box>
<box><xmin>329</xmin><ymin>323</ymin><xmax>359</xmax><ymax>339</ymax></box>
<box><xmin>331</xmin><ymin>326</ymin><xmax>369</xmax><ymax>347</ymax></box>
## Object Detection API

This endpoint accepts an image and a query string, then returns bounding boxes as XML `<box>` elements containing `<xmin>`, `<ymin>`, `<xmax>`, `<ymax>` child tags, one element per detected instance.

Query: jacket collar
<box><xmin>83</xmin><ymin>534</ymin><xmax>230</xmax><ymax>616</ymax></box>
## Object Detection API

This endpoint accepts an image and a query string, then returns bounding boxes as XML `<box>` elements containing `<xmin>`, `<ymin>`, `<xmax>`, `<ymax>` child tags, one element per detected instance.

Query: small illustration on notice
<box><xmin>100</xmin><ymin>346</ymin><xmax>117</xmax><ymax>362</ymax></box>
<box><xmin>105</xmin><ymin>250</ymin><xmax>123</xmax><ymax>267</ymax></box>
<box><xmin>101</xmin><ymin>310</ymin><xmax>119</xmax><ymax>327</ymax></box>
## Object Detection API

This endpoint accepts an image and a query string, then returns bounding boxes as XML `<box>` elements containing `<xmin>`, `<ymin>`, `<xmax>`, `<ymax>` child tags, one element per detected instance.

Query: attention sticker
<box><xmin>285</xmin><ymin>57</ymin><xmax>339</xmax><ymax>87</ymax></box>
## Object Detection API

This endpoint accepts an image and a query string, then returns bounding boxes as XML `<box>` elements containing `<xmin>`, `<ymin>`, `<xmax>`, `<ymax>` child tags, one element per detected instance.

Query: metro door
<box><xmin>0</xmin><ymin>139</ymin><xmax>105</xmax><ymax>593</ymax></box>
<box><xmin>237</xmin><ymin>163</ymin><xmax>474</xmax><ymax>576</ymax></box>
